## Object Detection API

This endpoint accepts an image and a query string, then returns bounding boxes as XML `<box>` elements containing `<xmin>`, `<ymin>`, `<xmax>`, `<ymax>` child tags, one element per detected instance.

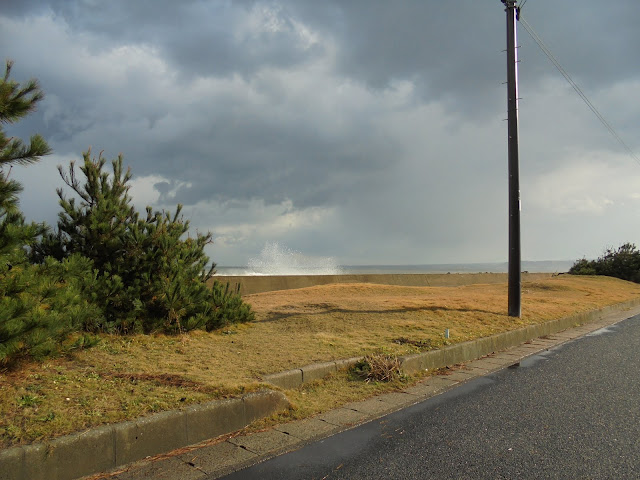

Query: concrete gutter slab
<box><xmin>442</xmin><ymin>370</ymin><xmax>477</xmax><ymax>382</ymax></box>
<box><xmin>317</xmin><ymin>408</ymin><xmax>370</xmax><ymax>427</ymax></box>
<box><xmin>403</xmin><ymin>381</ymin><xmax>447</xmax><ymax>397</ymax></box>
<box><xmin>274</xmin><ymin>418</ymin><xmax>340</xmax><ymax>441</ymax></box>
<box><xmin>426</xmin><ymin>376</ymin><xmax>461</xmax><ymax>389</ymax></box>
<box><xmin>114</xmin><ymin>456</ymin><xmax>204</xmax><ymax>480</ymax></box>
<box><xmin>178</xmin><ymin>440</ymin><xmax>257</xmax><ymax>477</ymax></box>
<box><xmin>342</xmin><ymin>398</ymin><xmax>396</xmax><ymax>416</ymax></box>
<box><xmin>375</xmin><ymin>391</ymin><xmax>421</xmax><ymax>407</ymax></box>
<box><xmin>227</xmin><ymin>429</ymin><xmax>300</xmax><ymax>456</ymax></box>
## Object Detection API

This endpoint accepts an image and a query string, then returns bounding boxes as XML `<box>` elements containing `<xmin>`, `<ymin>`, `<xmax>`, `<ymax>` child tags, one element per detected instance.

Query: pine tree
<box><xmin>51</xmin><ymin>151</ymin><xmax>253</xmax><ymax>333</ymax></box>
<box><xmin>0</xmin><ymin>61</ymin><xmax>100</xmax><ymax>367</ymax></box>
<box><xmin>0</xmin><ymin>60</ymin><xmax>51</xmax><ymax>255</ymax></box>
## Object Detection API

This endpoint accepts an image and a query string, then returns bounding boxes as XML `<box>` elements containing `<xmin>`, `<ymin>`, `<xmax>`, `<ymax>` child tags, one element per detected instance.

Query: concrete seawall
<box><xmin>213</xmin><ymin>272</ymin><xmax>555</xmax><ymax>296</ymax></box>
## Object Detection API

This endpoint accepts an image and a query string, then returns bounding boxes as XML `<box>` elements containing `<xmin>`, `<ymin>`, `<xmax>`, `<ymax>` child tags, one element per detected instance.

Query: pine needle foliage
<box><xmin>0</xmin><ymin>60</ymin><xmax>100</xmax><ymax>366</ymax></box>
<box><xmin>0</xmin><ymin>60</ymin><xmax>50</xmax><ymax>254</ymax></box>
<box><xmin>0</xmin><ymin>251</ymin><xmax>101</xmax><ymax>366</ymax></box>
<box><xmin>47</xmin><ymin>151</ymin><xmax>253</xmax><ymax>333</ymax></box>
<box><xmin>0</xmin><ymin>60</ymin><xmax>52</xmax><ymax>166</ymax></box>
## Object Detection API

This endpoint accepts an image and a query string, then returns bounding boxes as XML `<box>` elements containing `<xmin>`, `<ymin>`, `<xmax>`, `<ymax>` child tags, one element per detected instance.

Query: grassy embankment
<box><xmin>1</xmin><ymin>275</ymin><xmax>639</xmax><ymax>448</ymax></box>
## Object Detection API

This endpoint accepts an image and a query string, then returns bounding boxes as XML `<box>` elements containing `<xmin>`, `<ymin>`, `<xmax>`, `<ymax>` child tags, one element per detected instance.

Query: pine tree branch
<box><xmin>0</xmin><ymin>61</ymin><xmax>45</xmax><ymax>124</ymax></box>
<box><xmin>0</xmin><ymin>60</ymin><xmax>51</xmax><ymax>167</ymax></box>
<box><xmin>0</xmin><ymin>134</ymin><xmax>52</xmax><ymax>166</ymax></box>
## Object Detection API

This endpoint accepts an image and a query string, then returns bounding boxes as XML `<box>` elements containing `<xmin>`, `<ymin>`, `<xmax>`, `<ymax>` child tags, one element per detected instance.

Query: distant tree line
<box><xmin>0</xmin><ymin>61</ymin><xmax>252</xmax><ymax>367</ymax></box>
<box><xmin>569</xmin><ymin>243</ymin><xmax>640</xmax><ymax>284</ymax></box>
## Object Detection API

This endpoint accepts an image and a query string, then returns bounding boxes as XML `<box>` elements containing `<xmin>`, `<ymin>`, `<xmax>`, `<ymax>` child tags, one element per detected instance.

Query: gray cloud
<box><xmin>2</xmin><ymin>0</ymin><xmax>640</xmax><ymax>266</ymax></box>
<box><xmin>3</xmin><ymin>0</ymin><xmax>325</xmax><ymax>78</ymax></box>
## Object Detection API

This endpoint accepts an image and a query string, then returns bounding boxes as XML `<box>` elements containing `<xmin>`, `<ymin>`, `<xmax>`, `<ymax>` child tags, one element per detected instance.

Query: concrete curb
<box><xmin>263</xmin><ymin>298</ymin><xmax>640</xmax><ymax>388</ymax></box>
<box><xmin>0</xmin><ymin>390</ymin><xmax>289</xmax><ymax>480</ymax></box>
<box><xmin>400</xmin><ymin>297</ymin><xmax>640</xmax><ymax>374</ymax></box>
<box><xmin>262</xmin><ymin>357</ymin><xmax>361</xmax><ymax>389</ymax></box>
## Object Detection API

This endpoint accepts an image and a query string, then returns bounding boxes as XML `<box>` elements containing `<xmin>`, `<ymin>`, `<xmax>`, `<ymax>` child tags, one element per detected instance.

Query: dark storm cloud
<box><xmin>2</xmin><ymin>0</ymin><xmax>325</xmax><ymax>78</ymax></box>
<box><xmin>6</xmin><ymin>0</ymin><xmax>639</xmax><ymax>98</ymax></box>
<box><xmin>285</xmin><ymin>2</ymin><xmax>506</xmax><ymax>110</ymax></box>
<box><xmin>517</xmin><ymin>0</ymin><xmax>640</xmax><ymax>88</ymax></box>
<box><xmin>0</xmin><ymin>0</ymin><xmax>48</xmax><ymax>16</ymax></box>
<box><xmin>2</xmin><ymin>0</ymin><xmax>640</xmax><ymax>266</ymax></box>
<box><xmin>140</xmin><ymin>112</ymin><xmax>398</xmax><ymax>208</ymax></box>
<box><xmin>2</xmin><ymin>0</ymin><xmax>378</xmax><ymax>210</ymax></box>
<box><xmin>280</xmin><ymin>0</ymin><xmax>640</xmax><ymax>110</ymax></box>
<box><xmin>3</xmin><ymin>1</ymin><xmax>506</xmax><ymax>115</ymax></box>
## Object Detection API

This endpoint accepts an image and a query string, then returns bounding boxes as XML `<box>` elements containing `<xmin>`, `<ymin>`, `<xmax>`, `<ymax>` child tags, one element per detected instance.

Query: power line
<box><xmin>518</xmin><ymin>15</ymin><xmax>640</xmax><ymax>167</ymax></box>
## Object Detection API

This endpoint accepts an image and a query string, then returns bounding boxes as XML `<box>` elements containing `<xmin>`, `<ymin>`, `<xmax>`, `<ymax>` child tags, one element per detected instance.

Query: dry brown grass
<box><xmin>1</xmin><ymin>275</ymin><xmax>638</xmax><ymax>448</ymax></box>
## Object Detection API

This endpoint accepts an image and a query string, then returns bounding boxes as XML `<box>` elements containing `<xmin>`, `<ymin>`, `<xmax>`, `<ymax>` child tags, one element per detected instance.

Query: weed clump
<box><xmin>351</xmin><ymin>353</ymin><xmax>403</xmax><ymax>383</ymax></box>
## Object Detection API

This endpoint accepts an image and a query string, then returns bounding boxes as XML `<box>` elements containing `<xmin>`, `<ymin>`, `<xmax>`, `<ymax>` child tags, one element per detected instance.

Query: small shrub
<box><xmin>205</xmin><ymin>281</ymin><xmax>254</xmax><ymax>331</ymax></box>
<box><xmin>568</xmin><ymin>258</ymin><xmax>597</xmax><ymax>276</ymax></box>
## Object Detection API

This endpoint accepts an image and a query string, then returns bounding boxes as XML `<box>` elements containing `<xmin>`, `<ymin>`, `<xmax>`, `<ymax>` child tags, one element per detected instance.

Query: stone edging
<box><xmin>263</xmin><ymin>298</ymin><xmax>640</xmax><ymax>388</ymax></box>
<box><xmin>0</xmin><ymin>390</ymin><xmax>289</xmax><ymax>480</ymax></box>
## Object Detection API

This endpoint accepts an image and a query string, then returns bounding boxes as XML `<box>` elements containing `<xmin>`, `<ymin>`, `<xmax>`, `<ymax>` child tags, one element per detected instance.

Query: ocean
<box><xmin>216</xmin><ymin>243</ymin><xmax>574</xmax><ymax>276</ymax></box>
<box><xmin>216</xmin><ymin>260</ymin><xmax>574</xmax><ymax>276</ymax></box>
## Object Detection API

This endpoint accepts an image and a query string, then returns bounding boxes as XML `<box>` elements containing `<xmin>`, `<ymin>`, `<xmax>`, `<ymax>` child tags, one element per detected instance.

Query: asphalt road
<box><xmin>219</xmin><ymin>314</ymin><xmax>640</xmax><ymax>479</ymax></box>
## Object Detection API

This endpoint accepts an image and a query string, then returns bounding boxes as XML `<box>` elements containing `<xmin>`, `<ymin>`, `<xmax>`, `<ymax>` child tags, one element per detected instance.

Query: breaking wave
<box><xmin>244</xmin><ymin>242</ymin><xmax>342</xmax><ymax>275</ymax></box>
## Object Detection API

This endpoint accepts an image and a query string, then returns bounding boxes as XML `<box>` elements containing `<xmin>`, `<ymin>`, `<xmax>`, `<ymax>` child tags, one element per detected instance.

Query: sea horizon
<box><xmin>216</xmin><ymin>260</ymin><xmax>575</xmax><ymax>276</ymax></box>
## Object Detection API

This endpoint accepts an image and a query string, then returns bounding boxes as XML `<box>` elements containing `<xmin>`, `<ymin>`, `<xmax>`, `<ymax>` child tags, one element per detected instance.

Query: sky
<box><xmin>2</xmin><ymin>0</ymin><xmax>640</xmax><ymax>267</ymax></box>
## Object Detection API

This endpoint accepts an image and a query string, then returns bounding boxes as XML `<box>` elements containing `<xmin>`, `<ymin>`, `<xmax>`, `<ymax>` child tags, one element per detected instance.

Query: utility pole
<box><xmin>503</xmin><ymin>0</ymin><xmax>521</xmax><ymax>317</ymax></box>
